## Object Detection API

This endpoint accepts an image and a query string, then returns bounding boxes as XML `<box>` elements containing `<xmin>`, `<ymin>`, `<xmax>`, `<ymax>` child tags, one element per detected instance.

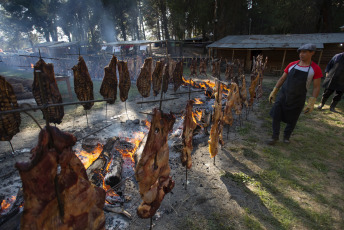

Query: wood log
<box><xmin>104</xmin><ymin>152</ymin><xmax>123</xmax><ymax>187</ymax></box>
<box><xmin>86</xmin><ymin>137</ymin><xmax>119</xmax><ymax>186</ymax></box>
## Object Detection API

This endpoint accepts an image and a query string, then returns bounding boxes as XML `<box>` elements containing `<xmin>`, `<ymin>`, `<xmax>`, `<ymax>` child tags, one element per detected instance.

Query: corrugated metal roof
<box><xmin>104</xmin><ymin>40</ymin><xmax>165</xmax><ymax>46</ymax></box>
<box><xmin>207</xmin><ymin>33</ymin><xmax>344</xmax><ymax>49</ymax></box>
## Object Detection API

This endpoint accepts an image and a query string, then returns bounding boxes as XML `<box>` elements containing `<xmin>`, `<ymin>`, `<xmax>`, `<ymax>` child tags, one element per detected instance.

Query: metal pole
<box><xmin>8</xmin><ymin>141</ymin><xmax>15</xmax><ymax>156</ymax></box>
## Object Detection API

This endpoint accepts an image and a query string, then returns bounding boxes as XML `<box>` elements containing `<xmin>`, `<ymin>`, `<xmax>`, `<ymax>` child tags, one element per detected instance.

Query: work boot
<box><xmin>283</xmin><ymin>137</ymin><xmax>290</xmax><ymax>144</ymax></box>
<box><xmin>266</xmin><ymin>137</ymin><xmax>278</xmax><ymax>145</ymax></box>
<box><xmin>317</xmin><ymin>103</ymin><xmax>324</xmax><ymax>110</ymax></box>
<box><xmin>330</xmin><ymin>100</ymin><xmax>339</xmax><ymax>112</ymax></box>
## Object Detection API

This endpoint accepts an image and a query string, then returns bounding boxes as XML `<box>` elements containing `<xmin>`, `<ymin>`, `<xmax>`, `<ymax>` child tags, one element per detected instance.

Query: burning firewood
<box><xmin>135</xmin><ymin>109</ymin><xmax>175</xmax><ymax>218</ymax></box>
<box><xmin>208</xmin><ymin>81</ymin><xmax>224</xmax><ymax>158</ymax></box>
<box><xmin>15</xmin><ymin>126</ymin><xmax>106</xmax><ymax>229</ymax></box>
<box><xmin>181</xmin><ymin>100</ymin><xmax>198</xmax><ymax>169</ymax></box>
<box><xmin>100</xmin><ymin>55</ymin><xmax>118</xmax><ymax>104</ymax></box>
<box><xmin>137</xmin><ymin>58</ymin><xmax>153</xmax><ymax>98</ymax></box>
<box><xmin>72</xmin><ymin>56</ymin><xmax>94</xmax><ymax>110</ymax></box>
<box><xmin>33</xmin><ymin>59</ymin><xmax>64</xmax><ymax>124</ymax></box>
<box><xmin>0</xmin><ymin>75</ymin><xmax>21</xmax><ymax>141</ymax></box>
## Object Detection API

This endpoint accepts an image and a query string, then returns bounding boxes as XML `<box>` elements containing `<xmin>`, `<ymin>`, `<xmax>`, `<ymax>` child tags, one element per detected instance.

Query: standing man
<box><xmin>317</xmin><ymin>52</ymin><xmax>344</xmax><ymax>112</ymax></box>
<box><xmin>268</xmin><ymin>44</ymin><xmax>323</xmax><ymax>145</ymax></box>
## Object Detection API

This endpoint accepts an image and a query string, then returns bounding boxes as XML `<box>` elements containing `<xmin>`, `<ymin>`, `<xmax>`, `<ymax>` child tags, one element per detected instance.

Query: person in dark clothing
<box><xmin>317</xmin><ymin>52</ymin><xmax>344</xmax><ymax>112</ymax></box>
<box><xmin>267</xmin><ymin>44</ymin><xmax>323</xmax><ymax>145</ymax></box>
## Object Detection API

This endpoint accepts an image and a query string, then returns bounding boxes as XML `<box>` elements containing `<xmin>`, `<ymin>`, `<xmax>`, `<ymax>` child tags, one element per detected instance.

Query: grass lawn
<box><xmin>222</xmin><ymin>78</ymin><xmax>344</xmax><ymax>229</ymax></box>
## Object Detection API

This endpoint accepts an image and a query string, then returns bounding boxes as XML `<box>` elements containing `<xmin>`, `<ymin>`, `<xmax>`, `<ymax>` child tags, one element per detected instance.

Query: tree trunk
<box><xmin>119</xmin><ymin>16</ymin><xmax>127</xmax><ymax>41</ymax></box>
<box><xmin>157</xmin><ymin>19</ymin><xmax>161</xmax><ymax>40</ymax></box>
<box><xmin>159</xmin><ymin>0</ymin><xmax>170</xmax><ymax>40</ymax></box>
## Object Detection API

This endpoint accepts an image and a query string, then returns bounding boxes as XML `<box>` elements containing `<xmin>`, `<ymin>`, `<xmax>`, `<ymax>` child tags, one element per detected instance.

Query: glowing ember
<box><xmin>76</xmin><ymin>143</ymin><xmax>103</xmax><ymax>169</ymax></box>
<box><xmin>118</xmin><ymin>132</ymin><xmax>145</xmax><ymax>162</ymax></box>
<box><xmin>31</xmin><ymin>63</ymin><xmax>34</xmax><ymax>69</ymax></box>
<box><xmin>1</xmin><ymin>196</ymin><xmax>16</xmax><ymax>214</ymax></box>
<box><xmin>194</xmin><ymin>98</ymin><xmax>203</xmax><ymax>104</ymax></box>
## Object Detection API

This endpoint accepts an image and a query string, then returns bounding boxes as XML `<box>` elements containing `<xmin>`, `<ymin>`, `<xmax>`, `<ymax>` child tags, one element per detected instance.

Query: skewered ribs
<box><xmin>72</xmin><ymin>56</ymin><xmax>94</xmax><ymax>110</ymax></box>
<box><xmin>137</xmin><ymin>58</ymin><xmax>153</xmax><ymax>98</ymax></box>
<box><xmin>223</xmin><ymin>83</ymin><xmax>239</xmax><ymax>126</ymax></box>
<box><xmin>239</xmin><ymin>75</ymin><xmax>248</xmax><ymax>108</ymax></box>
<box><xmin>135</xmin><ymin>109</ymin><xmax>175</xmax><ymax>218</ymax></box>
<box><xmin>181</xmin><ymin>100</ymin><xmax>197</xmax><ymax>169</ymax></box>
<box><xmin>173</xmin><ymin>60</ymin><xmax>184</xmax><ymax>92</ymax></box>
<box><xmin>208</xmin><ymin>81</ymin><xmax>224</xmax><ymax>158</ymax></box>
<box><xmin>152</xmin><ymin>60</ymin><xmax>164</xmax><ymax>96</ymax></box>
<box><xmin>33</xmin><ymin>59</ymin><xmax>64</xmax><ymax>124</ymax></box>
<box><xmin>189</xmin><ymin>58</ymin><xmax>198</xmax><ymax>77</ymax></box>
<box><xmin>199</xmin><ymin>58</ymin><xmax>207</xmax><ymax>77</ymax></box>
<box><xmin>118</xmin><ymin>61</ymin><xmax>131</xmax><ymax>102</ymax></box>
<box><xmin>161</xmin><ymin>63</ymin><xmax>169</xmax><ymax>94</ymax></box>
<box><xmin>15</xmin><ymin>126</ymin><xmax>106</xmax><ymax>229</ymax></box>
<box><xmin>0</xmin><ymin>75</ymin><xmax>21</xmax><ymax>141</ymax></box>
<box><xmin>100</xmin><ymin>55</ymin><xmax>118</xmax><ymax>104</ymax></box>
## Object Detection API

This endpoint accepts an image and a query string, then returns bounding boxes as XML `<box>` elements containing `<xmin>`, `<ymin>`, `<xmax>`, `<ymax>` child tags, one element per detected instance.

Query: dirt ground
<box><xmin>1</xmin><ymin>74</ymin><xmax>343</xmax><ymax>230</ymax></box>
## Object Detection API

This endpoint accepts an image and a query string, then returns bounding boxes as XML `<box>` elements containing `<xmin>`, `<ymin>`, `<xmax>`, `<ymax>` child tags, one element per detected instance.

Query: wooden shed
<box><xmin>207</xmin><ymin>33</ymin><xmax>344</xmax><ymax>74</ymax></box>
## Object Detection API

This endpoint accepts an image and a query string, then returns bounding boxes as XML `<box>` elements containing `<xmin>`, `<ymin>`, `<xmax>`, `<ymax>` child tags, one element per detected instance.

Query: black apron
<box><xmin>270</xmin><ymin>62</ymin><xmax>311</xmax><ymax>124</ymax></box>
<box><xmin>322</xmin><ymin>56</ymin><xmax>344</xmax><ymax>91</ymax></box>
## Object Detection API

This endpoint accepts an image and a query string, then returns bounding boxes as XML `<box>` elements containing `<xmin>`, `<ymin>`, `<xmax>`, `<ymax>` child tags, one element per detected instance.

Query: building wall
<box><xmin>214</xmin><ymin>43</ymin><xmax>344</xmax><ymax>74</ymax></box>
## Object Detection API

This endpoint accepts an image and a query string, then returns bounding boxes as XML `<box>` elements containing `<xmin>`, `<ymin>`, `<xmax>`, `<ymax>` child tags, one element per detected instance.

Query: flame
<box><xmin>192</xmin><ymin>109</ymin><xmax>203</xmax><ymax>126</ymax></box>
<box><xmin>76</xmin><ymin>143</ymin><xmax>103</xmax><ymax>169</ymax></box>
<box><xmin>143</xmin><ymin>120</ymin><xmax>151</xmax><ymax>129</ymax></box>
<box><xmin>1</xmin><ymin>196</ymin><xmax>16</xmax><ymax>214</ymax></box>
<box><xmin>31</xmin><ymin>63</ymin><xmax>34</xmax><ymax>69</ymax></box>
<box><xmin>194</xmin><ymin>98</ymin><xmax>203</xmax><ymax>105</ymax></box>
<box><xmin>182</xmin><ymin>77</ymin><xmax>229</xmax><ymax>98</ymax></box>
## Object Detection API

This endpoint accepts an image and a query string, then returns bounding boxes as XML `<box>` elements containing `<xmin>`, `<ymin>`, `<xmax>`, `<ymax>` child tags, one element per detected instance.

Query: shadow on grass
<box><xmin>221</xmin><ymin>148</ymin><xmax>334</xmax><ymax>230</ymax></box>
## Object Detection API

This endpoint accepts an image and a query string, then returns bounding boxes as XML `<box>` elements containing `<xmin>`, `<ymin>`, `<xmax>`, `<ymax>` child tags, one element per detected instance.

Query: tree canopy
<box><xmin>0</xmin><ymin>0</ymin><xmax>343</xmax><ymax>50</ymax></box>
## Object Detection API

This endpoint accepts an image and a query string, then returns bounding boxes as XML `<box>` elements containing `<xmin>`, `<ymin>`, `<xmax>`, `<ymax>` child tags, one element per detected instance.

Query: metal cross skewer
<box><xmin>8</xmin><ymin>141</ymin><xmax>15</xmax><ymax>157</ymax></box>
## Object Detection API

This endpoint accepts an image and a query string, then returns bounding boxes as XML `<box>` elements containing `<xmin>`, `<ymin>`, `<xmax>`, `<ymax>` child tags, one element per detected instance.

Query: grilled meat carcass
<box><xmin>72</xmin><ymin>56</ymin><xmax>94</xmax><ymax>110</ymax></box>
<box><xmin>199</xmin><ymin>58</ymin><xmax>207</xmax><ymax>77</ymax></box>
<box><xmin>168</xmin><ymin>59</ymin><xmax>177</xmax><ymax>82</ymax></box>
<box><xmin>239</xmin><ymin>74</ymin><xmax>248</xmax><ymax>108</ymax></box>
<box><xmin>173</xmin><ymin>60</ymin><xmax>184</xmax><ymax>92</ymax></box>
<box><xmin>118</xmin><ymin>61</ymin><xmax>131</xmax><ymax>102</ymax></box>
<box><xmin>32</xmin><ymin>59</ymin><xmax>64</xmax><ymax>124</ymax></box>
<box><xmin>208</xmin><ymin>81</ymin><xmax>224</xmax><ymax>158</ymax></box>
<box><xmin>223</xmin><ymin>83</ymin><xmax>239</xmax><ymax>126</ymax></box>
<box><xmin>162</xmin><ymin>63</ymin><xmax>169</xmax><ymax>94</ymax></box>
<box><xmin>128</xmin><ymin>58</ymin><xmax>135</xmax><ymax>80</ymax></box>
<box><xmin>152</xmin><ymin>60</ymin><xmax>164</xmax><ymax>96</ymax></box>
<box><xmin>189</xmin><ymin>58</ymin><xmax>198</xmax><ymax>77</ymax></box>
<box><xmin>135</xmin><ymin>109</ymin><xmax>175</xmax><ymax>219</ymax></box>
<box><xmin>0</xmin><ymin>75</ymin><xmax>21</xmax><ymax>141</ymax></box>
<box><xmin>15</xmin><ymin>126</ymin><xmax>105</xmax><ymax>229</ymax></box>
<box><xmin>249</xmin><ymin>74</ymin><xmax>260</xmax><ymax>106</ymax></box>
<box><xmin>211</xmin><ymin>59</ymin><xmax>221</xmax><ymax>78</ymax></box>
<box><xmin>181</xmin><ymin>100</ymin><xmax>197</xmax><ymax>169</ymax></box>
<box><xmin>100</xmin><ymin>55</ymin><xmax>117</xmax><ymax>104</ymax></box>
<box><xmin>136</xmin><ymin>56</ymin><xmax>143</xmax><ymax>76</ymax></box>
<box><xmin>137</xmin><ymin>58</ymin><xmax>153</xmax><ymax>98</ymax></box>
<box><xmin>225</xmin><ymin>61</ymin><xmax>234</xmax><ymax>81</ymax></box>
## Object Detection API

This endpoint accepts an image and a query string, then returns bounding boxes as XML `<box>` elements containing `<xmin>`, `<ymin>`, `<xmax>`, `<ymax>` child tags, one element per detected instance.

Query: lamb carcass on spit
<box><xmin>249</xmin><ymin>74</ymin><xmax>260</xmax><ymax>106</ymax></box>
<box><xmin>15</xmin><ymin>126</ymin><xmax>106</xmax><ymax>229</ymax></box>
<box><xmin>100</xmin><ymin>55</ymin><xmax>117</xmax><ymax>104</ymax></box>
<box><xmin>118</xmin><ymin>60</ymin><xmax>131</xmax><ymax>102</ymax></box>
<box><xmin>137</xmin><ymin>58</ymin><xmax>153</xmax><ymax>98</ymax></box>
<box><xmin>0</xmin><ymin>75</ymin><xmax>21</xmax><ymax>141</ymax></box>
<box><xmin>32</xmin><ymin>59</ymin><xmax>64</xmax><ymax>124</ymax></box>
<box><xmin>181</xmin><ymin>100</ymin><xmax>197</xmax><ymax>169</ymax></box>
<box><xmin>208</xmin><ymin>81</ymin><xmax>224</xmax><ymax>158</ymax></box>
<box><xmin>173</xmin><ymin>60</ymin><xmax>184</xmax><ymax>92</ymax></box>
<box><xmin>199</xmin><ymin>58</ymin><xmax>207</xmax><ymax>77</ymax></box>
<box><xmin>152</xmin><ymin>60</ymin><xmax>164</xmax><ymax>96</ymax></box>
<box><xmin>72</xmin><ymin>56</ymin><xmax>94</xmax><ymax>110</ymax></box>
<box><xmin>135</xmin><ymin>109</ymin><xmax>175</xmax><ymax>218</ymax></box>
<box><xmin>189</xmin><ymin>58</ymin><xmax>198</xmax><ymax>77</ymax></box>
<box><xmin>223</xmin><ymin>83</ymin><xmax>239</xmax><ymax>126</ymax></box>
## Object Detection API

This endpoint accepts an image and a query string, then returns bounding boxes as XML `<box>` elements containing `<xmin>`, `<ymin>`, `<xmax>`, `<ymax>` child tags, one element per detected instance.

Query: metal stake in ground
<box><xmin>150</xmin><ymin>216</ymin><xmax>153</xmax><ymax>230</ymax></box>
<box><xmin>85</xmin><ymin>110</ymin><xmax>89</xmax><ymax>127</ymax></box>
<box><xmin>185</xmin><ymin>154</ymin><xmax>188</xmax><ymax>190</ymax></box>
<box><xmin>125</xmin><ymin>101</ymin><xmax>129</xmax><ymax>120</ymax></box>
<box><xmin>8</xmin><ymin>141</ymin><xmax>15</xmax><ymax>157</ymax></box>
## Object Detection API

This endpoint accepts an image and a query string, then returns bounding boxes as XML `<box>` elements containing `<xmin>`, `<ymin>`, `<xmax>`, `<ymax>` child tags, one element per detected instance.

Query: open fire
<box><xmin>0</xmin><ymin>196</ymin><xmax>16</xmax><ymax>215</ymax></box>
<box><xmin>76</xmin><ymin>143</ymin><xmax>104</xmax><ymax>169</ymax></box>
